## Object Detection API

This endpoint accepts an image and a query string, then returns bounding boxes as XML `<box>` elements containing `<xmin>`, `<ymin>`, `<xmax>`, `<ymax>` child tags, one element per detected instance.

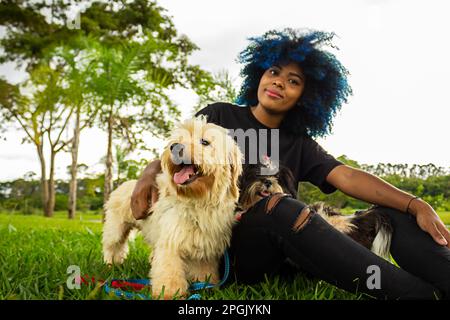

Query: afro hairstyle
<box><xmin>236</xmin><ymin>28</ymin><xmax>353</xmax><ymax>138</ymax></box>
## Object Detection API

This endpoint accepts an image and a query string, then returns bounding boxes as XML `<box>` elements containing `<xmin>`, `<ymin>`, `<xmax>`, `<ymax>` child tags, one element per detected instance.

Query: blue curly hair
<box><xmin>235</xmin><ymin>28</ymin><xmax>352</xmax><ymax>138</ymax></box>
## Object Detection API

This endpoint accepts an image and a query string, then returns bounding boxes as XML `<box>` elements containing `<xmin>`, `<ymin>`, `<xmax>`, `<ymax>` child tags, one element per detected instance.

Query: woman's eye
<box><xmin>200</xmin><ymin>138</ymin><xmax>210</xmax><ymax>146</ymax></box>
<box><xmin>269</xmin><ymin>69</ymin><xmax>278</xmax><ymax>75</ymax></box>
<box><xmin>289</xmin><ymin>79</ymin><xmax>299</xmax><ymax>85</ymax></box>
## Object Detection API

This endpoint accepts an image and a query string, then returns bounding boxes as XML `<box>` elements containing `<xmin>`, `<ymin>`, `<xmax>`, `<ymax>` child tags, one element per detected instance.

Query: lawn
<box><xmin>0</xmin><ymin>210</ymin><xmax>448</xmax><ymax>300</ymax></box>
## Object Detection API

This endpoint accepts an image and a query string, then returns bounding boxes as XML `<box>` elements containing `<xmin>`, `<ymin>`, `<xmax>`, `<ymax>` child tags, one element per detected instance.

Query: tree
<box><xmin>54</xmin><ymin>43</ymin><xmax>99</xmax><ymax>219</ymax></box>
<box><xmin>82</xmin><ymin>11</ymin><xmax>216</xmax><ymax>207</ymax></box>
<box><xmin>193</xmin><ymin>70</ymin><xmax>238</xmax><ymax>113</ymax></box>
<box><xmin>336</xmin><ymin>154</ymin><xmax>362</xmax><ymax>169</ymax></box>
<box><xmin>86</xmin><ymin>38</ymin><xmax>178</xmax><ymax>208</ymax></box>
<box><xmin>0</xmin><ymin>63</ymin><xmax>74</xmax><ymax>217</ymax></box>
<box><xmin>113</xmin><ymin>144</ymin><xmax>148</xmax><ymax>187</ymax></box>
<box><xmin>1</xmin><ymin>0</ymin><xmax>219</xmax><ymax>217</ymax></box>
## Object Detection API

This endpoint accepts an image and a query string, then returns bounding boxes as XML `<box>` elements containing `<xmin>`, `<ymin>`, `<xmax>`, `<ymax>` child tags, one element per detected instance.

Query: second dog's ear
<box><xmin>228</xmin><ymin>143</ymin><xmax>243</xmax><ymax>200</ymax></box>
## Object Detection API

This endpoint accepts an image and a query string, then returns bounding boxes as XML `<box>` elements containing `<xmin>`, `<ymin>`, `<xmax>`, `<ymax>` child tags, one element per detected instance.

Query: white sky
<box><xmin>0</xmin><ymin>0</ymin><xmax>449</xmax><ymax>181</ymax></box>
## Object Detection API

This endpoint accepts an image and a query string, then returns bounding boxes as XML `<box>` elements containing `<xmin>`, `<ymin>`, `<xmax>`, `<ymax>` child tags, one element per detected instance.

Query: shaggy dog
<box><xmin>238</xmin><ymin>162</ymin><xmax>393</xmax><ymax>260</ymax></box>
<box><xmin>102</xmin><ymin>116</ymin><xmax>243</xmax><ymax>299</ymax></box>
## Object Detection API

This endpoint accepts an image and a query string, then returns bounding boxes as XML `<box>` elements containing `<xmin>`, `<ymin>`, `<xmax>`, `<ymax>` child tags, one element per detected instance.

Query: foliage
<box><xmin>192</xmin><ymin>70</ymin><xmax>238</xmax><ymax>114</ymax></box>
<box><xmin>0</xmin><ymin>0</ymin><xmax>219</xmax><ymax>216</ymax></box>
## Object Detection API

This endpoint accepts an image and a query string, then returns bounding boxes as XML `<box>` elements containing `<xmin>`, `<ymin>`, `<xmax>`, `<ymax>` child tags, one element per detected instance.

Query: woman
<box><xmin>131</xmin><ymin>29</ymin><xmax>450</xmax><ymax>299</ymax></box>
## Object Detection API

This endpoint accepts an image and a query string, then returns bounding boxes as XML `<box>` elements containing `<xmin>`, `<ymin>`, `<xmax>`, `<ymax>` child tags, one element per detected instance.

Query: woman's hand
<box><xmin>130</xmin><ymin>159</ymin><xmax>161</xmax><ymax>220</ymax></box>
<box><xmin>409</xmin><ymin>198</ymin><xmax>450</xmax><ymax>248</ymax></box>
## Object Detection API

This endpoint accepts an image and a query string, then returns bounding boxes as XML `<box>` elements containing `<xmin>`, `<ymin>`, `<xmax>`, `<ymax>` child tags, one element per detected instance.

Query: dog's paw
<box><xmin>103</xmin><ymin>254</ymin><xmax>126</xmax><ymax>266</ymax></box>
<box><xmin>210</xmin><ymin>272</ymin><xmax>220</xmax><ymax>284</ymax></box>
<box><xmin>103</xmin><ymin>255</ymin><xmax>114</xmax><ymax>266</ymax></box>
<box><xmin>152</xmin><ymin>279</ymin><xmax>188</xmax><ymax>300</ymax></box>
<box><xmin>191</xmin><ymin>272</ymin><xmax>220</xmax><ymax>284</ymax></box>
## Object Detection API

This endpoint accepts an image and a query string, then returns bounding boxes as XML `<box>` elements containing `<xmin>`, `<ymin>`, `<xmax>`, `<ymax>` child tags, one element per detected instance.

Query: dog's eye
<box><xmin>200</xmin><ymin>138</ymin><xmax>210</xmax><ymax>146</ymax></box>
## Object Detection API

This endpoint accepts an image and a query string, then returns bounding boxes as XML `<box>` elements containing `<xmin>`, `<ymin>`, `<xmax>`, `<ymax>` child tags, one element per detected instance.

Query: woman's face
<box><xmin>256</xmin><ymin>62</ymin><xmax>305</xmax><ymax>115</ymax></box>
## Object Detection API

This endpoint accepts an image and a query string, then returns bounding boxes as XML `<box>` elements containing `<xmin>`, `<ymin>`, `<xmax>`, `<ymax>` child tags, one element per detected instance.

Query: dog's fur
<box><xmin>102</xmin><ymin>116</ymin><xmax>243</xmax><ymax>299</ymax></box>
<box><xmin>238</xmin><ymin>163</ymin><xmax>393</xmax><ymax>260</ymax></box>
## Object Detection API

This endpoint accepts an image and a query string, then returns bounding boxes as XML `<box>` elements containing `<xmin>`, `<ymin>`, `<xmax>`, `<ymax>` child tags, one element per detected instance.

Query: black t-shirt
<box><xmin>195</xmin><ymin>102</ymin><xmax>343</xmax><ymax>194</ymax></box>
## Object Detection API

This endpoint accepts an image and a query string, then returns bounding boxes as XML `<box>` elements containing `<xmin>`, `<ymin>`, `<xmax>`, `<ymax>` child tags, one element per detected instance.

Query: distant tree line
<box><xmin>300</xmin><ymin>156</ymin><xmax>450</xmax><ymax>212</ymax></box>
<box><xmin>1</xmin><ymin>156</ymin><xmax>449</xmax><ymax>215</ymax></box>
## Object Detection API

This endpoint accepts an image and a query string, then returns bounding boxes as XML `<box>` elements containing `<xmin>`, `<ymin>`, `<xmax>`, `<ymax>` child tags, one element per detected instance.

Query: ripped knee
<box><xmin>291</xmin><ymin>206</ymin><xmax>314</xmax><ymax>232</ymax></box>
<box><xmin>263</xmin><ymin>193</ymin><xmax>314</xmax><ymax>232</ymax></box>
<box><xmin>263</xmin><ymin>193</ymin><xmax>291</xmax><ymax>214</ymax></box>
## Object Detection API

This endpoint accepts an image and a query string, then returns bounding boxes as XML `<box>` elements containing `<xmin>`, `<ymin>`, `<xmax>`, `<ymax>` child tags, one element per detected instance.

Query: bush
<box><xmin>54</xmin><ymin>194</ymin><xmax>68</xmax><ymax>211</ymax></box>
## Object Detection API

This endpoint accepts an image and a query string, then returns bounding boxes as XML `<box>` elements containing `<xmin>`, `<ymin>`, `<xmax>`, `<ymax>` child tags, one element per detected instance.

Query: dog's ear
<box><xmin>279</xmin><ymin>165</ymin><xmax>298</xmax><ymax>198</ymax></box>
<box><xmin>160</xmin><ymin>147</ymin><xmax>171</xmax><ymax>173</ymax></box>
<box><xmin>228</xmin><ymin>143</ymin><xmax>243</xmax><ymax>200</ymax></box>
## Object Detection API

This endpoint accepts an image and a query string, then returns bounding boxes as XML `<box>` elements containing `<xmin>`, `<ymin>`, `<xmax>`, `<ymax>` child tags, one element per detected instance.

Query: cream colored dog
<box><xmin>102</xmin><ymin>116</ymin><xmax>242</xmax><ymax>299</ymax></box>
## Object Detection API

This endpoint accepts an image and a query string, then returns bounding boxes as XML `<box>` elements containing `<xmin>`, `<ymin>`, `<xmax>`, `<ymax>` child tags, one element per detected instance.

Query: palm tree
<box><xmin>55</xmin><ymin>43</ymin><xmax>100</xmax><ymax>219</ymax></box>
<box><xmin>87</xmin><ymin>38</ymin><xmax>180</xmax><ymax>214</ymax></box>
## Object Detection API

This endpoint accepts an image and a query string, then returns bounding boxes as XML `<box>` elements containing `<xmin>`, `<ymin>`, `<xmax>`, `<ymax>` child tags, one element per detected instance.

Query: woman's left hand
<box><xmin>410</xmin><ymin>198</ymin><xmax>450</xmax><ymax>249</ymax></box>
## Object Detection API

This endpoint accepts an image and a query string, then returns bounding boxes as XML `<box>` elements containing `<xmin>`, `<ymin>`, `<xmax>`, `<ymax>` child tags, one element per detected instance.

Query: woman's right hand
<box><xmin>131</xmin><ymin>159</ymin><xmax>161</xmax><ymax>220</ymax></box>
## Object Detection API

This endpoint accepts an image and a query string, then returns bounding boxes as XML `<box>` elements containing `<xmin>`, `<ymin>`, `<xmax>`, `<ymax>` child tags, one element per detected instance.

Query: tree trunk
<box><xmin>46</xmin><ymin>150</ymin><xmax>56</xmax><ymax>217</ymax></box>
<box><xmin>103</xmin><ymin>112</ymin><xmax>114</xmax><ymax>221</ymax></box>
<box><xmin>68</xmin><ymin>109</ymin><xmax>80</xmax><ymax>219</ymax></box>
<box><xmin>36</xmin><ymin>143</ymin><xmax>49</xmax><ymax>216</ymax></box>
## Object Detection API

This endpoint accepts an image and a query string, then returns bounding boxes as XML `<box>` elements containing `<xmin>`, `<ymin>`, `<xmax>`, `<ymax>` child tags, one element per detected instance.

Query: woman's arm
<box><xmin>326</xmin><ymin>164</ymin><xmax>450</xmax><ymax>248</ymax></box>
<box><xmin>130</xmin><ymin>159</ymin><xmax>161</xmax><ymax>220</ymax></box>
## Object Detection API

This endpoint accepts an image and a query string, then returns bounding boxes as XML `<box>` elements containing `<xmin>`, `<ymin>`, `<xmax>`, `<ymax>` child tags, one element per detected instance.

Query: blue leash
<box><xmin>103</xmin><ymin>250</ymin><xmax>230</xmax><ymax>300</ymax></box>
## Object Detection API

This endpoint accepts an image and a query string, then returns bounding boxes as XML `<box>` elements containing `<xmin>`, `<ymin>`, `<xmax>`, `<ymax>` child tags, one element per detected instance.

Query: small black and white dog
<box><xmin>238</xmin><ymin>162</ymin><xmax>393</xmax><ymax>260</ymax></box>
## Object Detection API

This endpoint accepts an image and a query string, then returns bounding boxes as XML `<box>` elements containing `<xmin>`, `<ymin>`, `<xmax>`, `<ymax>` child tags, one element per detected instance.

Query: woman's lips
<box><xmin>265</xmin><ymin>89</ymin><xmax>283</xmax><ymax>99</ymax></box>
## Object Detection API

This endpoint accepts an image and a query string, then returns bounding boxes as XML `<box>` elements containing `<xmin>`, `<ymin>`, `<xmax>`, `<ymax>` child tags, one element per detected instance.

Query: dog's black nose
<box><xmin>170</xmin><ymin>143</ymin><xmax>184</xmax><ymax>157</ymax></box>
<box><xmin>263</xmin><ymin>179</ymin><xmax>272</xmax><ymax>188</ymax></box>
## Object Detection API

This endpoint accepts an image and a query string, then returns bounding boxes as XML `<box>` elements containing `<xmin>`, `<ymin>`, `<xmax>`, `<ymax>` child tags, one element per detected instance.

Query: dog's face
<box><xmin>160</xmin><ymin>116</ymin><xmax>242</xmax><ymax>200</ymax></box>
<box><xmin>238</xmin><ymin>163</ymin><xmax>297</xmax><ymax>211</ymax></box>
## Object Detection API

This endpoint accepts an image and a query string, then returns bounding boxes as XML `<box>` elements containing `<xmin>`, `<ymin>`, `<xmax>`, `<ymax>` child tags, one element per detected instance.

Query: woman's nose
<box><xmin>272</xmin><ymin>79</ymin><xmax>284</xmax><ymax>88</ymax></box>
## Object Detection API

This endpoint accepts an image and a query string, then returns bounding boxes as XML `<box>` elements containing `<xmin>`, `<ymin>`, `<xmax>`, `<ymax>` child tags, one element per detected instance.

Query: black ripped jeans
<box><xmin>221</xmin><ymin>197</ymin><xmax>450</xmax><ymax>300</ymax></box>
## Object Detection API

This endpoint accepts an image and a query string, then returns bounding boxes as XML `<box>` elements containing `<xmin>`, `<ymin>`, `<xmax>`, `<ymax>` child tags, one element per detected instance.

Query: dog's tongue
<box><xmin>173</xmin><ymin>165</ymin><xmax>195</xmax><ymax>184</ymax></box>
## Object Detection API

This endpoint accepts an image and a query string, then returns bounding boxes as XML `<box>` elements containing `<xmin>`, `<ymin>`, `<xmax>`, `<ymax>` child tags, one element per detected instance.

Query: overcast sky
<box><xmin>0</xmin><ymin>0</ymin><xmax>449</xmax><ymax>181</ymax></box>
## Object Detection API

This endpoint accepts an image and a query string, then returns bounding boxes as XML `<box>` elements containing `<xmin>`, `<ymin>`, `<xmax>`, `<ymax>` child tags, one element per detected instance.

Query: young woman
<box><xmin>131</xmin><ymin>29</ymin><xmax>450</xmax><ymax>299</ymax></box>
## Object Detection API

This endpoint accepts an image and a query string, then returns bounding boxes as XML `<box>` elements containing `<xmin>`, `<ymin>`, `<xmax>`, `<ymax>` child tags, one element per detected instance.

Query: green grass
<box><xmin>438</xmin><ymin>211</ymin><xmax>450</xmax><ymax>226</ymax></box>
<box><xmin>0</xmin><ymin>210</ymin><xmax>448</xmax><ymax>300</ymax></box>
